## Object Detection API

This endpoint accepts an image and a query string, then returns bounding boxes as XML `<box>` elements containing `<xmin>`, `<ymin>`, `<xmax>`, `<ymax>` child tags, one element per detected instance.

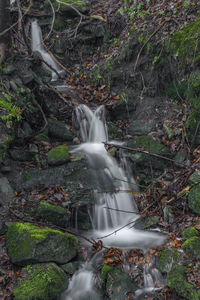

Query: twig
<box><xmin>103</xmin><ymin>142</ymin><xmax>188</xmax><ymax>168</ymax></box>
<box><xmin>98</xmin><ymin>219</ymin><xmax>136</xmax><ymax>239</ymax></box>
<box><xmin>166</xmin><ymin>185</ymin><xmax>191</xmax><ymax>204</ymax></box>
<box><xmin>104</xmin><ymin>206</ymin><xmax>141</xmax><ymax>215</ymax></box>
<box><xmin>134</xmin><ymin>22</ymin><xmax>166</xmax><ymax>72</ymax></box>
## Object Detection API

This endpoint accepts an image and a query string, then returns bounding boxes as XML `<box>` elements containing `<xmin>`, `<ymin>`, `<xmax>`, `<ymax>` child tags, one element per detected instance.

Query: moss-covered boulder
<box><xmin>189</xmin><ymin>170</ymin><xmax>200</xmax><ymax>185</ymax></box>
<box><xmin>159</xmin><ymin>249</ymin><xmax>182</xmax><ymax>273</ymax></box>
<box><xmin>6</xmin><ymin>222</ymin><xmax>78</xmax><ymax>265</ymax></box>
<box><xmin>101</xmin><ymin>265</ymin><xmax>137</xmax><ymax>299</ymax></box>
<box><xmin>182</xmin><ymin>236</ymin><xmax>200</xmax><ymax>258</ymax></box>
<box><xmin>167</xmin><ymin>265</ymin><xmax>198</xmax><ymax>300</ymax></box>
<box><xmin>14</xmin><ymin>263</ymin><xmax>68</xmax><ymax>300</ymax></box>
<box><xmin>128</xmin><ymin>135</ymin><xmax>170</xmax><ymax>169</ymax></box>
<box><xmin>47</xmin><ymin>145</ymin><xmax>70</xmax><ymax>166</ymax></box>
<box><xmin>182</xmin><ymin>227</ymin><xmax>199</xmax><ymax>239</ymax></box>
<box><xmin>36</xmin><ymin>201</ymin><xmax>70</xmax><ymax>227</ymax></box>
<box><xmin>47</xmin><ymin>118</ymin><xmax>73</xmax><ymax>141</ymax></box>
<box><xmin>188</xmin><ymin>184</ymin><xmax>200</xmax><ymax>214</ymax></box>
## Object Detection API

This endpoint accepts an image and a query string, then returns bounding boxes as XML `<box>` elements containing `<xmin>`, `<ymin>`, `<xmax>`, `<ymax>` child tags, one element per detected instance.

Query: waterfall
<box><xmin>31</xmin><ymin>20</ymin><xmax>64</xmax><ymax>81</ymax></box>
<box><xmin>61</xmin><ymin>104</ymin><xmax>166</xmax><ymax>299</ymax></box>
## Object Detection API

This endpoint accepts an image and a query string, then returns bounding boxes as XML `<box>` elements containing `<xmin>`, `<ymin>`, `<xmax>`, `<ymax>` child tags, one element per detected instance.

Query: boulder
<box><xmin>182</xmin><ymin>227</ymin><xmax>198</xmax><ymax>239</ymax></box>
<box><xmin>182</xmin><ymin>236</ymin><xmax>200</xmax><ymax>258</ymax></box>
<box><xmin>188</xmin><ymin>184</ymin><xmax>200</xmax><ymax>214</ymax></box>
<box><xmin>14</xmin><ymin>263</ymin><xmax>68</xmax><ymax>300</ymax></box>
<box><xmin>47</xmin><ymin>145</ymin><xmax>70</xmax><ymax>166</ymax></box>
<box><xmin>6</xmin><ymin>222</ymin><xmax>78</xmax><ymax>265</ymax></box>
<box><xmin>36</xmin><ymin>201</ymin><xmax>70</xmax><ymax>227</ymax></box>
<box><xmin>159</xmin><ymin>249</ymin><xmax>182</xmax><ymax>273</ymax></box>
<box><xmin>47</xmin><ymin>118</ymin><xmax>73</xmax><ymax>141</ymax></box>
<box><xmin>128</xmin><ymin>120</ymin><xmax>155</xmax><ymax>136</ymax></box>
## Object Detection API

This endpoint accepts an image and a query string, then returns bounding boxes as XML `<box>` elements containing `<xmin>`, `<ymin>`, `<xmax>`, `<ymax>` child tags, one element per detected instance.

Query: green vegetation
<box><xmin>182</xmin><ymin>227</ymin><xmax>199</xmax><ymax>239</ymax></box>
<box><xmin>0</xmin><ymin>91</ymin><xmax>22</xmax><ymax>127</ymax></box>
<box><xmin>159</xmin><ymin>249</ymin><xmax>182</xmax><ymax>273</ymax></box>
<box><xmin>188</xmin><ymin>184</ymin><xmax>200</xmax><ymax>214</ymax></box>
<box><xmin>101</xmin><ymin>264</ymin><xmax>112</xmax><ymax>285</ymax></box>
<box><xmin>14</xmin><ymin>263</ymin><xmax>68</xmax><ymax>300</ymax></box>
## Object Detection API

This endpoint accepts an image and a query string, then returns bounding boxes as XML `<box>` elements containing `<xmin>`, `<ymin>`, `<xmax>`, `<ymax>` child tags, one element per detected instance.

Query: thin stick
<box><xmin>103</xmin><ymin>142</ymin><xmax>188</xmax><ymax>168</ymax></box>
<box><xmin>103</xmin><ymin>206</ymin><xmax>141</xmax><ymax>215</ymax></box>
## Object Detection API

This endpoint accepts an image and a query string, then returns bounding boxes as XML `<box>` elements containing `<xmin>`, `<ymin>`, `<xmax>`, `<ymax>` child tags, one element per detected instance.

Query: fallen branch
<box><xmin>104</xmin><ymin>206</ymin><xmax>141</xmax><ymax>215</ymax></box>
<box><xmin>103</xmin><ymin>142</ymin><xmax>188</xmax><ymax>168</ymax></box>
<box><xmin>166</xmin><ymin>185</ymin><xmax>191</xmax><ymax>204</ymax></box>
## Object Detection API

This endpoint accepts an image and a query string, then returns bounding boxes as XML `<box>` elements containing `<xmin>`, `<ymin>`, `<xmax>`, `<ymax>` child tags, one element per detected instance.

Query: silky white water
<box><xmin>61</xmin><ymin>104</ymin><xmax>166</xmax><ymax>299</ymax></box>
<box><xmin>31</xmin><ymin>20</ymin><xmax>64</xmax><ymax>81</ymax></box>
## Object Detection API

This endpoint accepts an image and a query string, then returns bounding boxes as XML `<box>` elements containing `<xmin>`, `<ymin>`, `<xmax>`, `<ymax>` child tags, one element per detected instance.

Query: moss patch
<box><xmin>159</xmin><ymin>249</ymin><xmax>182</xmax><ymax>273</ymax></box>
<box><xmin>101</xmin><ymin>264</ymin><xmax>112</xmax><ymax>285</ymax></box>
<box><xmin>188</xmin><ymin>184</ymin><xmax>200</xmax><ymax>214</ymax></box>
<box><xmin>182</xmin><ymin>236</ymin><xmax>200</xmax><ymax>258</ymax></box>
<box><xmin>182</xmin><ymin>227</ymin><xmax>199</xmax><ymax>239</ymax></box>
<box><xmin>14</xmin><ymin>263</ymin><xmax>68</xmax><ymax>300</ymax></box>
<box><xmin>167</xmin><ymin>265</ymin><xmax>198</xmax><ymax>300</ymax></box>
<box><xmin>47</xmin><ymin>145</ymin><xmax>70</xmax><ymax>166</ymax></box>
<box><xmin>36</xmin><ymin>201</ymin><xmax>70</xmax><ymax>227</ymax></box>
<box><xmin>6</xmin><ymin>222</ymin><xmax>78</xmax><ymax>265</ymax></box>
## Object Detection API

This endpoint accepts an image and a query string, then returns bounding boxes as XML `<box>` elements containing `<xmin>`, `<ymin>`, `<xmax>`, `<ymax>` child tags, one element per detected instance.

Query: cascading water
<box><xmin>61</xmin><ymin>104</ymin><xmax>166</xmax><ymax>299</ymax></box>
<box><xmin>31</xmin><ymin>19</ymin><xmax>64</xmax><ymax>81</ymax></box>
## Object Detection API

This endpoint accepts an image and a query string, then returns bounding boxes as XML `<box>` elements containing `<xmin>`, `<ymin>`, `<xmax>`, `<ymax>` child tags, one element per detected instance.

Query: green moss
<box><xmin>188</xmin><ymin>184</ymin><xmax>200</xmax><ymax>214</ymax></box>
<box><xmin>101</xmin><ymin>264</ymin><xmax>112</xmax><ymax>285</ymax></box>
<box><xmin>36</xmin><ymin>201</ymin><xmax>70</xmax><ymax>227</ymax></box>
<box><xmin>167</xmin><ymin>17</ymin><xmax>200</xmax><ymax>67</ymax></box>
<box><xmin>159</xmin><ymin>249</ymin><xmax>182</xmax><ymax>273</ymax></box>
<box><xmin>34</xmin><ymin>133</ymin><xmax>50</xmax><ymax>143</ymax></box>
<box><xmin>182</xmin><ymin>227</ymin><xmax>199</xmax><ymax>239</ymax></box>
<box><xmin>182</xmin><ymin>236</ymin><xmax>200</xmax><ymax>258</ymax></box>
<box><xmin>132</xmin><ymin>136</ymin><xmax>170</xmax><ymax>155</ymax></box>
<box><xmin>6</xmin><ymin>222</ymin><xmax>78</xmax><ymax>265</ymax></box>
<box><xmin>189</xmin><ymin>170</ymin><xmax>200</xmax><ymax>185</ymax></box>
<box><xmin>14</xmin><ymin>263</ymin><xmax>68</xmax><ymax>300</ymax></box>
<box><xmin>47</xmin><ymin>145</ymin><xmax>70</xmax><ymax>166</ymax></box>
<box><xmin>167</xmin><ymin>265</ymin><xmax>198</xmax><ymax>300</ymax></box>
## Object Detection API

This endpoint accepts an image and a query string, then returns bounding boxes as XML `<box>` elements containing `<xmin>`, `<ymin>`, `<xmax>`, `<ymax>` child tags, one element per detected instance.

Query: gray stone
<box><xmin>3</xmin><ymin>65</ymin><xmax>16</xmax><ymax>75</ymax></box>
<box><xmin>134</xmin><ymin>215</ymin><xmax>160</xmax><ymax>230</ymax></box>
<box><xmin>48</xmin><ymin>118</ymin><xmax>73</xmax><ymax>141</ymax></box>
<box><xmin>9</xmin><ymin>148</ymin><xmax>32</xmax><ymax>162</ymax></box>
<box><xmin>128</xmin><ymin>120</ymin><xmax>155</xmax><ymax>135</ymax></box>
<box><xmin>60</xmin><ymin>262</ymin><xmax>79</xmax><ymax>275</ymax></box>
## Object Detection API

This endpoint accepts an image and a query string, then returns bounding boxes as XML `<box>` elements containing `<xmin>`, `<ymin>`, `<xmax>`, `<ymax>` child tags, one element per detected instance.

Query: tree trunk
<box><xmin>0</xmin><ymin>0</ymin><xmax>10</xmax><ymax>63</ymax></box>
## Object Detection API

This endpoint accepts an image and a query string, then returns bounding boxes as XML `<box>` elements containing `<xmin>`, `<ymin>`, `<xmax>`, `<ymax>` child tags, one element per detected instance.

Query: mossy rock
<box><xmin>47</xmin><ymin>145</ymin><xmax>70</xmax><ymax>166</ymax></box>
<box><xmin>102</xmin><ymin>265</ymin><xmax>137</xmax><ymax>299</ymax></box>
<box><xmin>14</xmin><ymin>263</ymin><xmax>68</xmax><ymax>300</ymax></box>
<box><xmin>50</xmin><ymin>0</ymin><xmax>88</xmax><ymax>16</ymax></box>
<box><xmin>128</xmin><ymin>135</ymin><xmax>170</xmax><ymax>169</ymax></box>
<box><xmin>182</xmin><ymin>227</ymin><xmax>199</xmax><ymax>239</ymax></box>
<box><xmin>107</xmin><ymin>122</ymin><xmax>122</xmax><ymax>139</ymax></box>
<box><xmin>188</xmin><ymin>170</ymin><xmax>200</xmax><ymax>185</ymax></box>
<box><xmin>182</xmin><ymin>236</ymin><xmax>200</xmax><ymax>258</ymax></box>
<box><xmin>60</xmin><ymin>261</ymin><xmax>79</xmax><ymax>275</ymax></box>
<box><xmin>167</xmin><ymin>265</ymin><xmax>198</xmax><ymax>300</ymax></box>
<box><xmin>36</xmin><ymin>201</ymin><xmax>70</xmax><ymax>227</ymax></box>
<box><xmin>6</xmin><ymin>222</ymin><xmax>78</xmax><ymax>265</ymax></box>
<box><xmin>134</xmin><ymin>215</ymin><xmax>160</xmax><ymax>230</ymax></box>
<box><xmin>159</xmin><ymin>249</ymin><xmax>182</xmax><ymax>273</ymax></box>
<box><xmin>34</xmin><ymin>133</ymin><xmax>50</xmax><ymax>143</ymax></box>
<box><xmin>167</xmin><ymin>17</ymin><xmax>200</xmax><ymax>68</ymax></box>
<box><xmin>188</xmin><ymin>184</ymin><xmax>200</xmax><ymax>214</ymax></box>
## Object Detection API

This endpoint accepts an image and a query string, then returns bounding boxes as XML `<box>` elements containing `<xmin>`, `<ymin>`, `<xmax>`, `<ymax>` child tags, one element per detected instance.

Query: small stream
<box><xmin>31</xmin><ymin>23</ymin><xmax>167</xmax><ymax>299</ymax></box>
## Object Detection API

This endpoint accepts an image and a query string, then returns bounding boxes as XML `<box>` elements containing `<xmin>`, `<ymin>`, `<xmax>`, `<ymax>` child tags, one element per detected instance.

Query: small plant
<box><xmin>0</xmin><ymin>92</ymin><xmax>22</xmax><ymax>128</ymax></box>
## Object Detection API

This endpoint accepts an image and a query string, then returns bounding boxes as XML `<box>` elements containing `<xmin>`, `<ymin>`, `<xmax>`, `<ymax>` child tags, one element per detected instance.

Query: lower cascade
<box><xmin>61</xmin><ymin>105</ymin><xmax>166</xmax><ymax>299</ymax></box>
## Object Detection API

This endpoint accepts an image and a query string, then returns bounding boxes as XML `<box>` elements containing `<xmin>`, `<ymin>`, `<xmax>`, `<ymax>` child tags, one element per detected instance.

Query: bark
<box><xmin>0</xmin><ymin>0</ymin><xmax>10</xmax><ymax>62</ymax></box>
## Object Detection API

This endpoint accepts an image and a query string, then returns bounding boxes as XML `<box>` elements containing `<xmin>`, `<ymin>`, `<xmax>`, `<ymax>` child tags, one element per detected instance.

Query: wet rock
<box><xmin>182</xmin><ymin>236</ymin><xmax>200</xmax><ymax>258</ymax></box>
<box><xmin>163</xmin><ymin>205</ymin><xmax>174</xmax><ymax>223</ymax></box>
<box><xmin>133</xmin><ymin>215</ymin><xmax>159</xmax><ymax>230</ymax></box>
<box><xmin>167</xmin><ymin>265</ymin><xmax>198</xmax><ymax>300</ymax></box>
<box><xmin>47</xmin><ymin>145</ymin><xmax>70</xmax><ymax>166</ymax></box>
<box><xmin>36</xmin><ymin>201</ymin><xmax>70</xmax><ymax>227</ymax></box>
<box><xmin>128</xmin><ymin>120</ymin><xmax>155</xmax><ymax>136</ymax></box>
<box><xmin>60</xmin><ymin>261</ymin><xmax>79</xmax><ymax>275</ymax></box>
<box><xmin>9</xmin><ymin>148</ymin><xmax>32</xmax><ymax>162</ymax></box>
<box><xmin>182</xmin><ymin>227</ymin><xmax>199</xmax><ymax>239</ymax></box>
<box><xmin>47</xmin><ymin>118</ymin><xmax>73</xmax><ymax>141</ymax></box>
<box><xmin>101</xmin><ymin>265</ymin><xmax>137</xmax><ymax>299</ymax></box>
<box><xmin>159</xmin><ymin>249</ymin><xmax>182</xmax><ymax>273</ymax></box>
<box><xmin>20</xmin><ymin>71</ymin><xmax>34</xmax><ymax>84</ymax></box>
<box><xmin>13</xmin><ymin>263</ymin><xmax>68</xmax><ymax>300</ymax></box>
<box><xmin>6</xmin><ymin>222</ymin><xmax>78</xmax><ymax>265</ymax></box>
<box><xmin>188</xmin><ymin>184</ymin><xmax>200</xmax><ymax>214</ymax></box>
<box><xmin>2</xmin><ymin>65</ymin><xmax>16</xmax><ymax>75</ymax></box>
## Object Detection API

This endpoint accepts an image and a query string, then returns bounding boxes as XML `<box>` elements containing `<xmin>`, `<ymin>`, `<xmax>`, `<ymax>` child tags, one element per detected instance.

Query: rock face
<box><xmin>6</xmin><ymin>222</ymin><xmax>78</xmax><ymax>265</ymax></box>
<box><xmin>36</xmin><ymin>201</ymin><xmax>70</xmax><ymax>227</ymax></box>
<box><xmin>47</xmin><ymin>118</ymin><xmax>73</xmax><ymax>141</ymax></box>
<box><xmin>47</xmin><ymin>145</ymin><xmax>70</xmax><ymax>166</ymax></box>
<box><xmin>13</xmin><ymin>263</ymin><xmax>68</xmax><ymax>300</ymax></box>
